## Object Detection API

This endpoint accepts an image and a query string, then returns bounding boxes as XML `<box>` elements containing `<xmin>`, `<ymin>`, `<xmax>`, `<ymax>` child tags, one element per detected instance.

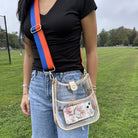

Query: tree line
<box><xmin>1</xmin><ymin>26</ymin><xmax>138</xmax><ymax>49</ymax></box>
<box><xmin>97</xmin><ymin>26</ymin><xmax>138</xmax><ymax>47</ymax></box>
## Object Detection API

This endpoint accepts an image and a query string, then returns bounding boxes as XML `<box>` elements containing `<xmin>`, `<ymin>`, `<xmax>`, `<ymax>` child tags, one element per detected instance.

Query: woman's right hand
<box><xmin>20</xmin><ymin>94</ymin><xmax>31</xmax><ymax>116</ymax></box>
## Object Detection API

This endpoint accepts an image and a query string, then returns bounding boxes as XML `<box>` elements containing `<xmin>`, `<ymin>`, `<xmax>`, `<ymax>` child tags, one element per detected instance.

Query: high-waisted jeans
<box><xmin>29</xmin><ymin>70</ymin><xmax>89</xmax><ymax>138</ymax></box>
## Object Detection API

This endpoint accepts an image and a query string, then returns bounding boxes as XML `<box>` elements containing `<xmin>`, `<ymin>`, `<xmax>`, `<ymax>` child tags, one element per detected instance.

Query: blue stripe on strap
<box><xmin>30</xmin><ymin>1</ymin><xmax>48</xmax><ymax>70</ymax></box>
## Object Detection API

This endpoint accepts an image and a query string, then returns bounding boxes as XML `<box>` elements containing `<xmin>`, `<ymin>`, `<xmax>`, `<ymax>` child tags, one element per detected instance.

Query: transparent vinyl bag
<box><xmin>51</xmin><ymin>73</ymin><xmax>100</xmax><ymax>130</ymax></box>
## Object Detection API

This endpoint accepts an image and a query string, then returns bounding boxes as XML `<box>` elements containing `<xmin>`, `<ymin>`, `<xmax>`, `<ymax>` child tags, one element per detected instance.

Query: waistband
<box><xmin>32</xmin><ymin>70</ymin><xmax>83</xmax><ymax>76</ymax></box>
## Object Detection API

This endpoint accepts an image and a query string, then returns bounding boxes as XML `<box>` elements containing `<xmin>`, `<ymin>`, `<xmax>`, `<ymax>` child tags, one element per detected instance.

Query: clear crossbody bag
<box><xmin>50</xmin><ymin>71</ymin><xmax>100</xmax><ymax>131</ymax></box>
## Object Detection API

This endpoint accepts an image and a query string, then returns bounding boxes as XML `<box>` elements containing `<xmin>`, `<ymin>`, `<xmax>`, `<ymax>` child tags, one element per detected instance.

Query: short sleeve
<box><xmin>80</xmin><ymin>0</ymin><xmax>97</xmax><ymax>19</ymax></box>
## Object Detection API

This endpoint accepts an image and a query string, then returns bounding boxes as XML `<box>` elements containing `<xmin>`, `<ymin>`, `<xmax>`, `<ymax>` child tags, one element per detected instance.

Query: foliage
<box><xmin>0</xmin><ymin>48</ymin><xmax>138</xmax><ymax>138</ymax></box>
<box><xmin>0</xmin><ymin>27</ymin><xmax>6</xmax><ymax>47</ymax></box>
<box><xmin>105</xmin><ymin>29</ymin><xmax>120</xmax><ymax>46</ymax></box>
<box><xmin>128</xmin><ymin>27</ymin><xmax>137</xmax><ymax>45</ymax></box>
<box><xmin>97</xmin><ymin>29</ymin><xmax>108</xmax><ymax>47</ymax></box>
<box><xmin>8</xmin><ymin>32</ymin><xmax>20</xmax><ymax>49</ymax></box>
<box><xmin>98</xmin><ymin>26</ymin><xmax>138</xmax><ymax>47</ymax></box>
<box><xmin>0</xmin><ymin>25</ymin><xmax>21</xmax><ymax>49</ymax></box>
<box><xmin>133</xmin><ymin>35</ymin><xmax>138</xmax><ymax>46</ymax></box>
<box><xmin>123</xmin><ymin>38</ymin><xmax>129</xmax><ymax>46</ymax></box>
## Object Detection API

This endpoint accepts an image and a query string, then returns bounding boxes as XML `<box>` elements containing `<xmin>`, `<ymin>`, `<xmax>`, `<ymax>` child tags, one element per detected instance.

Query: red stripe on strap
<box><xmin>34</xmin><ymin>0</ymin><xmax>40</xmax><ymax>25</ymax></box>
<box><xmin>34</xmin><ymin>0</ymin><xmax>54</xmax><ymax>69</ymax></box>
<box><xmin>38</xmin><ymin>31</ymin><xmax>54</xmax><ymax>69</ymax></box>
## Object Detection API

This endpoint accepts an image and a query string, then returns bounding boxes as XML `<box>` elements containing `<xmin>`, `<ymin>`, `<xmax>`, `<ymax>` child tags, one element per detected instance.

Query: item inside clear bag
<box><xmin>52</xmin><ymin>74</ymin><xmax>100</xmax><ymax>129</ymax></box>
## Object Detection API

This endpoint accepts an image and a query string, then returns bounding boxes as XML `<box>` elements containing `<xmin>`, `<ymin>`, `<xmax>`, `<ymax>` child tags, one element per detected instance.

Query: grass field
<box><xmin>0</xmin><ymin>47</ymin><xmax>138</xmax><ymax>138</ymax></box>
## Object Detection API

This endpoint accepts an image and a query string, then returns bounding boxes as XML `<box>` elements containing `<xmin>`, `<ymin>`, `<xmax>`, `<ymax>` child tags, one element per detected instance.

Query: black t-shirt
<box><xmin>23</xmin><ymin>0</ymin><xmax>97</xmax><ymax>72</ymax></box>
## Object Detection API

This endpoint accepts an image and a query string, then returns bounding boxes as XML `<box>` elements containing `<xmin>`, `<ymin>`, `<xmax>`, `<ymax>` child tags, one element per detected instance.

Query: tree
<box><xmin>133</xmin><ymin>35</ymin><xmax>138</xmax><ymax>46</ymax></box>
<box><xmin>8</xmin><ymin>32</ymin><xmax>20</xmax><ymax>49</ymax></box>
<box><xmin>116</xmin><ymin>26</ymin><xmax>128</xmax><ymax>45</ymax></box>
<box><xmin>123</xmin><ymin>38</ymin><xmax>129</xmax><ymax>46</ymax></box>
<box><xmin>128</xmin><ymin>27</ymin><xmax>137</xmax><ymax>45</ymax></box>
<box><xmin>105</xmin><ymin>29</ymin><xmax>120</xmax><ymax>46</ymax></box>
<box><xmin>97</xmin><ymin>26</ymin><xmax>138</xmax><ymax>47</ymax></box>
<box><xmin>98</xmin><ymin>29</ymin><xmax>108</xmax><ymax>47</ymax></box>
<box><xmin>0</xmin><ymin>26</ymin><xmax>6</xmax><ymax>47</ymax></box>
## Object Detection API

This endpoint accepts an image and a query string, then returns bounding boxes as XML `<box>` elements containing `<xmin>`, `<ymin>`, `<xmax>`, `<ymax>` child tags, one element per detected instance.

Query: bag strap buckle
<box><xmin>68</xmin><ymin>81</ymin><xmax>78</xmax><ymax>91</ymax></box>
<box><xmin>30</xmin><ymin>24</ymin><xmax>42</xmax><ymax>34</ymax></box>
<box><xmin>43</xmin><ymin>67</ymin><xmax>56</xmax><ymax>80</ymax></box>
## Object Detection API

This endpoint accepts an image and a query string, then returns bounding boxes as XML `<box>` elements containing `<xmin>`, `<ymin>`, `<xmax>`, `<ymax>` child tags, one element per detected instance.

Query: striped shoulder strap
<box><xmin>30</xmin><ymin>0</ymin><xmax>55</xmax><ymax>71</ymax></box>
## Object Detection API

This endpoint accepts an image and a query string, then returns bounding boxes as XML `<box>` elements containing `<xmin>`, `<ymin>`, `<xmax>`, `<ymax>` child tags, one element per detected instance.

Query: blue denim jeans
<box><xmin>29</xmin><ymin>70</ymin><xmax>89</xmax><ymax>138</ymax></box>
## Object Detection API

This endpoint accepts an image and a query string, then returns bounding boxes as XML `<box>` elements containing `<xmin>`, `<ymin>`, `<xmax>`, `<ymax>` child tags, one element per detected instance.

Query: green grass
<box><xmin>0</xmin><ymin>48</ymin><xmax>138</xmax><ymax>138</ymax></box>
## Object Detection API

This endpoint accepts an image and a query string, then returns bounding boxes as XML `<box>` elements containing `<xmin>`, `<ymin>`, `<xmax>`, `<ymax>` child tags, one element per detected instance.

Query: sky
<box><xmin>0</xmin><ymin>0</ymin><xmax>138</xmax><ymax>34</ymax></box>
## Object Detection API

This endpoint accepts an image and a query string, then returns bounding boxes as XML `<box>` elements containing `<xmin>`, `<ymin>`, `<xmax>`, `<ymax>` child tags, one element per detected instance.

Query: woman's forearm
<box><xmin>81</xmin><ymin>11</ymin><xmax>98</xmax><ymax>88</ymax></box>
<box><xmin>23</xmin><ymin>36</ymin><xmax>34</xmax><ymax>94</ymax></box>
<box><xmin>86</xmin><ymin>50</ymin><xmax>98</xmax><ymax>87</ymax></box>
<box><xmin>20</xmin><ymin>36</ymin><xmax>33</xmax><ymax>116</ymax></box>
<box><xmin>23</xmin><ymin>52</ymin><xmax>33</xmax><ymax>85</ymax></box>
<box><xmin>23</xmin><ymin>53</ymin><xmax>34</xmax><ymax>94</ymax></box>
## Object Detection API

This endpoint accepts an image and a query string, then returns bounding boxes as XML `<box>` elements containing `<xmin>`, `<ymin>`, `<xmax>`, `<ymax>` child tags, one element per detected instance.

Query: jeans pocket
<box><xmin>62</xmin><ymin>72</ymin><xmax>82</xmax><ymax>83</ymax></box>
<box><xmin>57</xmin><ymin>84</ymin><xmax>86</xmax><ymax>102</ymax></box>
<box><xmin>29</xmin><ymin>70</ymin><xmax>37</xmax><ymax>93</ymax></box>
<box><xmin>30</xmin><ymin>70</ymin><xmax>37</xmax><ymax>81</ymax></box>
<box><xmin>57</xmin><ymin>71</ymin><xmax>86</xmax><ymax>102</ymax></box>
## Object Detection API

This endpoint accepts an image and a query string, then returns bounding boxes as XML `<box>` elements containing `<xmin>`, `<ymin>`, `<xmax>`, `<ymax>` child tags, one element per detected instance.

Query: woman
<box><xmin>17</xmin><ymin>0</ymin><xmax>98</xmax><ymax>137</ymax></box>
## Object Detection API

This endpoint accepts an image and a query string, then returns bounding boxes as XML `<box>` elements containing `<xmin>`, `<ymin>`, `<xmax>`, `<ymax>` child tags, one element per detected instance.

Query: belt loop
<box><xmin>35</xmin><ymin>70</ymin><xmax>38</xmax><ymax>76</ymax></box>
<box><xmin>82</xmin><ymin>126</ymin><xmax>85</xmax><ymax>130</ymax></box>
<box><xmin>60</xmin><ymin>72</ymin><xmax>63</xmax><ymax>78</ymax></box>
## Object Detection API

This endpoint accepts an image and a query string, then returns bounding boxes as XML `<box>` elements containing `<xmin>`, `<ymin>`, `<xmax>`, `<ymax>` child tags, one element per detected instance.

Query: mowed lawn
<box><xmin>0</xmin><ymin>47</ymin><xmax>138</xmax><ymax>138</ymax></box>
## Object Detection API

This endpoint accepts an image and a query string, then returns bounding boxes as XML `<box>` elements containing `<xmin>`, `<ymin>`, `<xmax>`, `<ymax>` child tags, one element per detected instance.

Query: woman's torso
<box><xmin>23</xmin><ymin>0</ymin><xmax>97</xmax><ymax>72</ymax></box>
